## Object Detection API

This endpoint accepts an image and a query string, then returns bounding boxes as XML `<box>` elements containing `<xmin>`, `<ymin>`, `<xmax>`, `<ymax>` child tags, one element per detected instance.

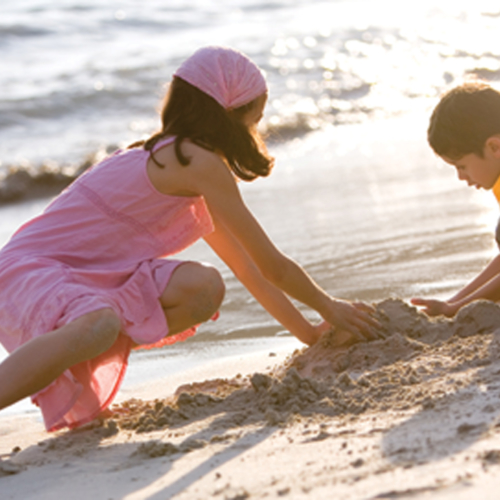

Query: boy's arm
<box><xmin>447</xmin><ymin>253</ymin><xmax>500</xmax><ymax>302</ymax></box>
<box><xmin>412</xmin><ymin>253</ymin><xmax>500</xmax><ymax>316</ymax></box>
<box><xmin>450</xmin><ymin>267</ymin><xmax>500</xmax><ymax>306</ymax></box>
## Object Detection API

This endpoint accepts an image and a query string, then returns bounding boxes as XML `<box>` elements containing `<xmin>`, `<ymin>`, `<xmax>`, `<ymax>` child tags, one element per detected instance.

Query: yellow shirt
<box><xmin>494</xmin><ymin>177</ymin><xmax>500</xmax><ymax>203</ymax></box>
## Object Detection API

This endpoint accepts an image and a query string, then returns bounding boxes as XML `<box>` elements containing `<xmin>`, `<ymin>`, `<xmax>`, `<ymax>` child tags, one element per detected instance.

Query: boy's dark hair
<box><xmin>428</xmin><ymin>81</ymin><xmax>500</xmax><ymax>160</ymax></box>
<box><xmin>133</xmin><ymin>77</ymin><xmax>273</xmax><ymax>181</ymax></box>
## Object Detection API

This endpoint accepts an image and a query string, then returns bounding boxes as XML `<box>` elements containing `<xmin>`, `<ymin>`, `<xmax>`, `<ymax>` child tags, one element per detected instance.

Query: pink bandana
<box><xmin>174</xmin><ymin>46</ymin><xmax>267</xmax><ymax>110</ymax></box>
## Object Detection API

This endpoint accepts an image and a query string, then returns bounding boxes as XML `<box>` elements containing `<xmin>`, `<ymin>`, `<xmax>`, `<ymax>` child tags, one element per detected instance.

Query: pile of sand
<box><xmin>105</xmin><ymin>298</ymin><xmax>500</xmax><ymax>450</ymax></box>
<box><xmin>5</xmin><ymin>298</ymin><xmax>500</xmax><ymax>500</ymax></box>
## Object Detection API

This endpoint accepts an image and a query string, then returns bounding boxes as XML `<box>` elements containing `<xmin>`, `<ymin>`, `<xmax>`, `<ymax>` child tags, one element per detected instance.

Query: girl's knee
<box><xmin>200</xmin><ymin>265</ymin><xmax>225</xmax><ymax>309</ymax></box>
<box><xmin>161</xmin><ymin>262</ymin><xmax>225</xmax><ymax>323</ymax></box>
<box><xmin>185</xmin><ymin>264</ymin><xmax>225</xmax><ymax>322</ymax></box>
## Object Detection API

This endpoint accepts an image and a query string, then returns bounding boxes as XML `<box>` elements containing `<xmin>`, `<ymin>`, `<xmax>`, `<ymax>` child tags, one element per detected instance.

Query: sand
<box><xmin>3</xmin><ymin>299</ymin><xmax>500</xmax><ymax>499</ymax></box>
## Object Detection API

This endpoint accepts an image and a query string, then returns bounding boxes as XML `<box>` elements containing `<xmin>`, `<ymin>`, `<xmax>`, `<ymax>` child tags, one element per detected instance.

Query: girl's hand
<box><xmin>324</xmin><ymin>299</ymin><xmax>382</xmax><ymax>341</ymax></box>
<box><xmin>309</xmin><ymin>321</ymin><xmax>363</xmax><ymax>348</ymax></box>
<box><xmin>410</xmin><ymin>297</ymin><xmax>458</xmax><ymax>317</ymax></box>
<box><xmin>307</xmin><ymin>320</ymin><xmax>332</xmax><ymax>345</ymax></box>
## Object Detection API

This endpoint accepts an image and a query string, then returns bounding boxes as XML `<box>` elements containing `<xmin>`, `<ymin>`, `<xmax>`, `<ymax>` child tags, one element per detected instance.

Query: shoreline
<box><xmin>4</xmin><ymin>299</ymin><xmax>500</xmax><ymax>499</ymax></box>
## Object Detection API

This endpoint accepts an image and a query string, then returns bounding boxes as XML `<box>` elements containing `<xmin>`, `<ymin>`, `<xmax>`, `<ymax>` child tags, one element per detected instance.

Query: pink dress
<box><xmin>0</xmin><ymin>137</ymin><xmax>214</xmax><ymax>431</ymax></box>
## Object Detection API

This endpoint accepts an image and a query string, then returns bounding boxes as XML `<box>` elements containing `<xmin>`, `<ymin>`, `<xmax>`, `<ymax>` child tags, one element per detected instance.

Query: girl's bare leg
<box><xmin>0</xmin><ymin>263</ymin><xmax>224</xmax><ymax>411</ymax></box>
<box><xmin>0</xmin><ymin>308</ymin><xmax>121</xmax><ymax>411</ymax></box>
<box><xmin>160</xmin><ymin>262</ymin><xmax>225</xmax><ymax>334</ymax></box>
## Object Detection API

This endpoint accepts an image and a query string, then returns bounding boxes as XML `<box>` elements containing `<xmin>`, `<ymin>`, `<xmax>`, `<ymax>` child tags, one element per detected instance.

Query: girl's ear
<box><xmin>486</xmin><ymin>135</ymin><xmax>500</xmax><ymax>157</ymax></box>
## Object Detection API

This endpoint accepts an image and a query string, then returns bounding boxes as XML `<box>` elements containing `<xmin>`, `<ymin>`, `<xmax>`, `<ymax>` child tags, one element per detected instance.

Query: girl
<box><xmin>0</xmin><ymin>46</ymin><xmax>379</xmax><ymax>432</ymax></box>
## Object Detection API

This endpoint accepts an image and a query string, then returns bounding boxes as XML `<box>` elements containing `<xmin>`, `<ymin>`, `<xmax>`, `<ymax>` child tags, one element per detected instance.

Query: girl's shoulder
<box><xmin>147</xmin><ymin>139</ymin><xmax>231</xmax><ymax>198</ymax></box>
<box><xmin>155</xmin><ymin>138</ymin><xmax>228</xmax><ymax>174</ymax></box>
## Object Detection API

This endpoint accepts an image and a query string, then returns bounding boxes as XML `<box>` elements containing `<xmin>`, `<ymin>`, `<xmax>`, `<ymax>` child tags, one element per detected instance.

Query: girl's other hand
<box><xmin>310</xmin><ymin>321</ymin><xmax>365</xmax><ymax>348</ymax></box>
<box><xmin>325</xmin><ymin>299</ymin><xmax>382</xmax><ymax>342</ymax></box>
<box><xmin>298</xmin><ymin>320</ymin><xmax>331</xmax><ymax>346</ymax></box>
<box><xmin>410</xmin><ymin>297</ymin><xmax>457</xmax><ymax>317</ymax></box>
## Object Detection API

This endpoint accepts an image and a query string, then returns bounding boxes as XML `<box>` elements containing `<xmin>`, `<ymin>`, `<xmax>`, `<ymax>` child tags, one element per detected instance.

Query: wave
<box><xmin>0</xmin><ymin>25</ymin><xmax>50</xmax><ymax>39</ymax></box>
<box><xmin>0</xmin><ymin>168</ymin><xmax>75</xmax><ymax>204</ymax></box>
<box><xmin>0</xmin><ymin>97</ymin><xmax>366</xmax><ymax>206</ymax></box>
<box><xmin>0</xmin><ymin>148</ymin><xmax>114</xmax><ymax>204</ymax></box>
<box><xmin>0</xmin><ymin>101</ymin><xmax>378</xmax><ymax>206</ymax></box>
<box><xmin>467</xmin><ymin>67</ymin><xmax>500</xmax><ymax>81</ymax></box>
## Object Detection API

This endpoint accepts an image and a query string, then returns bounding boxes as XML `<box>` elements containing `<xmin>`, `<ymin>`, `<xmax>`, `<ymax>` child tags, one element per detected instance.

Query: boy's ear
<box><xmin>485</xmin><ymin>136</ymin><xmax>500</xmax><ymax>157</ymax></box>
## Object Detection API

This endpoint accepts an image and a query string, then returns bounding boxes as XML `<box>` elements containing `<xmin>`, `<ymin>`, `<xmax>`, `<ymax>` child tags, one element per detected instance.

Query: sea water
<box><xmin>1</xmin><ymin>0</ymin><xmax>500</xmax><ymax>417</ymax></box>
<box><xmin>2</xmin><ymin>0</ymin><xmax>500</xmax><ymax>167</ymax></box>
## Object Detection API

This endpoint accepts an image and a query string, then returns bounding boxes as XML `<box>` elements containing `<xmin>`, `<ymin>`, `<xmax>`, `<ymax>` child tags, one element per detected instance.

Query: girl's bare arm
<box><xmin>181</xmin><ymin>147</ymin><xmax>380</xmax><ymax>339</ymax></box>
<box><xmin>204</xmin><ymin>218</ymin><xmax>328</xmax><ymax>345</ymax></box>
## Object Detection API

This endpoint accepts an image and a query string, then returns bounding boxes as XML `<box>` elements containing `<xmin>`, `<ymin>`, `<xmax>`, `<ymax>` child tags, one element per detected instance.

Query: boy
<box><xmin>411</xmin><ymin>81</ymin><xmax>500</xmax><ymax>317</ymax></box>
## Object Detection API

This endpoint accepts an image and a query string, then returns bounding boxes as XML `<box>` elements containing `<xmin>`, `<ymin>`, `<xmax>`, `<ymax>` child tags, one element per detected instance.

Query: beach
<box><xmin>3</xmin><ymin>116</ymin><xmax>500</xmax><ymax>499</ymax></box>
<box><xmin>5</xmin><ymin>297</ymin><xmax>500</xmax><ymax>499</ymax></box>
<box><xmin>3</xmin><ymin>0</ymin><xmax>500</xmax><ymax>498</ymax></box>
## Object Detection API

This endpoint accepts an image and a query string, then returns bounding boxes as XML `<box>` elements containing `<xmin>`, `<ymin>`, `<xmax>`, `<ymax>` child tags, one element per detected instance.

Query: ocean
<box><xmin>1</xmin><ymin>0</ymin><xmax>500</xmax><ymax>418</ymax></box>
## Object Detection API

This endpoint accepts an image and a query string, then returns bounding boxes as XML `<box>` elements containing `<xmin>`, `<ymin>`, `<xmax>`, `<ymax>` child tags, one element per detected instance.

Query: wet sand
<box><xmin>3</xmin><ymin>299</ymin><xmax>500</xmax><ymax>499</ymax></box>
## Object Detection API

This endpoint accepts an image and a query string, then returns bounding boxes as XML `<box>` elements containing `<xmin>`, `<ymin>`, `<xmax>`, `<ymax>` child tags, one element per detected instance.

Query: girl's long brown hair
<box><xmin>132</xmin><ymin>77</ymin><xmax>274</xmax><ymax>181</ymax></box>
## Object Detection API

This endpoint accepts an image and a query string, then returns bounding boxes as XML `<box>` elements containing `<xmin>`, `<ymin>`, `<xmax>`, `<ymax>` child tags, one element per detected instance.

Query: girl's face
<box><xmin>242</xmin><ymin>94</ymin><xmax>267</xmax><ymax>127</ymax></box>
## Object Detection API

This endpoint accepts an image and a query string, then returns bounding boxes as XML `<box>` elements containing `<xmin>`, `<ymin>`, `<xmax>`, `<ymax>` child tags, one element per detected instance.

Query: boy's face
<box><xmin>442</xmin><ymin>137</ymin><xmax>500</xmax><ymax>190</ymax></box>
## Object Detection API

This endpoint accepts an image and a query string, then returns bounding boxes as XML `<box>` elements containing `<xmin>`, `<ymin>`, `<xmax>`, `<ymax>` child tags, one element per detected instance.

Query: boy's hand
<box><xmin>410</xmin><ymin>297</ymin><xmax>458</xmax><ymax>317</ymax></box>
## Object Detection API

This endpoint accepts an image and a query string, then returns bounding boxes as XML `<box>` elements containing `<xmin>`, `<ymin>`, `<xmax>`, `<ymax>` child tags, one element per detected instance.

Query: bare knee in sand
<box><xmin>160</xmin><ymin>262</ymin><xmax>225</xmax><ymax>334</ymax></box>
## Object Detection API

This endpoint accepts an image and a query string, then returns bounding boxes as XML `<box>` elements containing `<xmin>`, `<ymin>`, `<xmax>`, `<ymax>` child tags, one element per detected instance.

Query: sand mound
<box><xmin>108</xmin><ymin>299</ymin><xmax>500</xmax><ymax>438</ymax></box>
